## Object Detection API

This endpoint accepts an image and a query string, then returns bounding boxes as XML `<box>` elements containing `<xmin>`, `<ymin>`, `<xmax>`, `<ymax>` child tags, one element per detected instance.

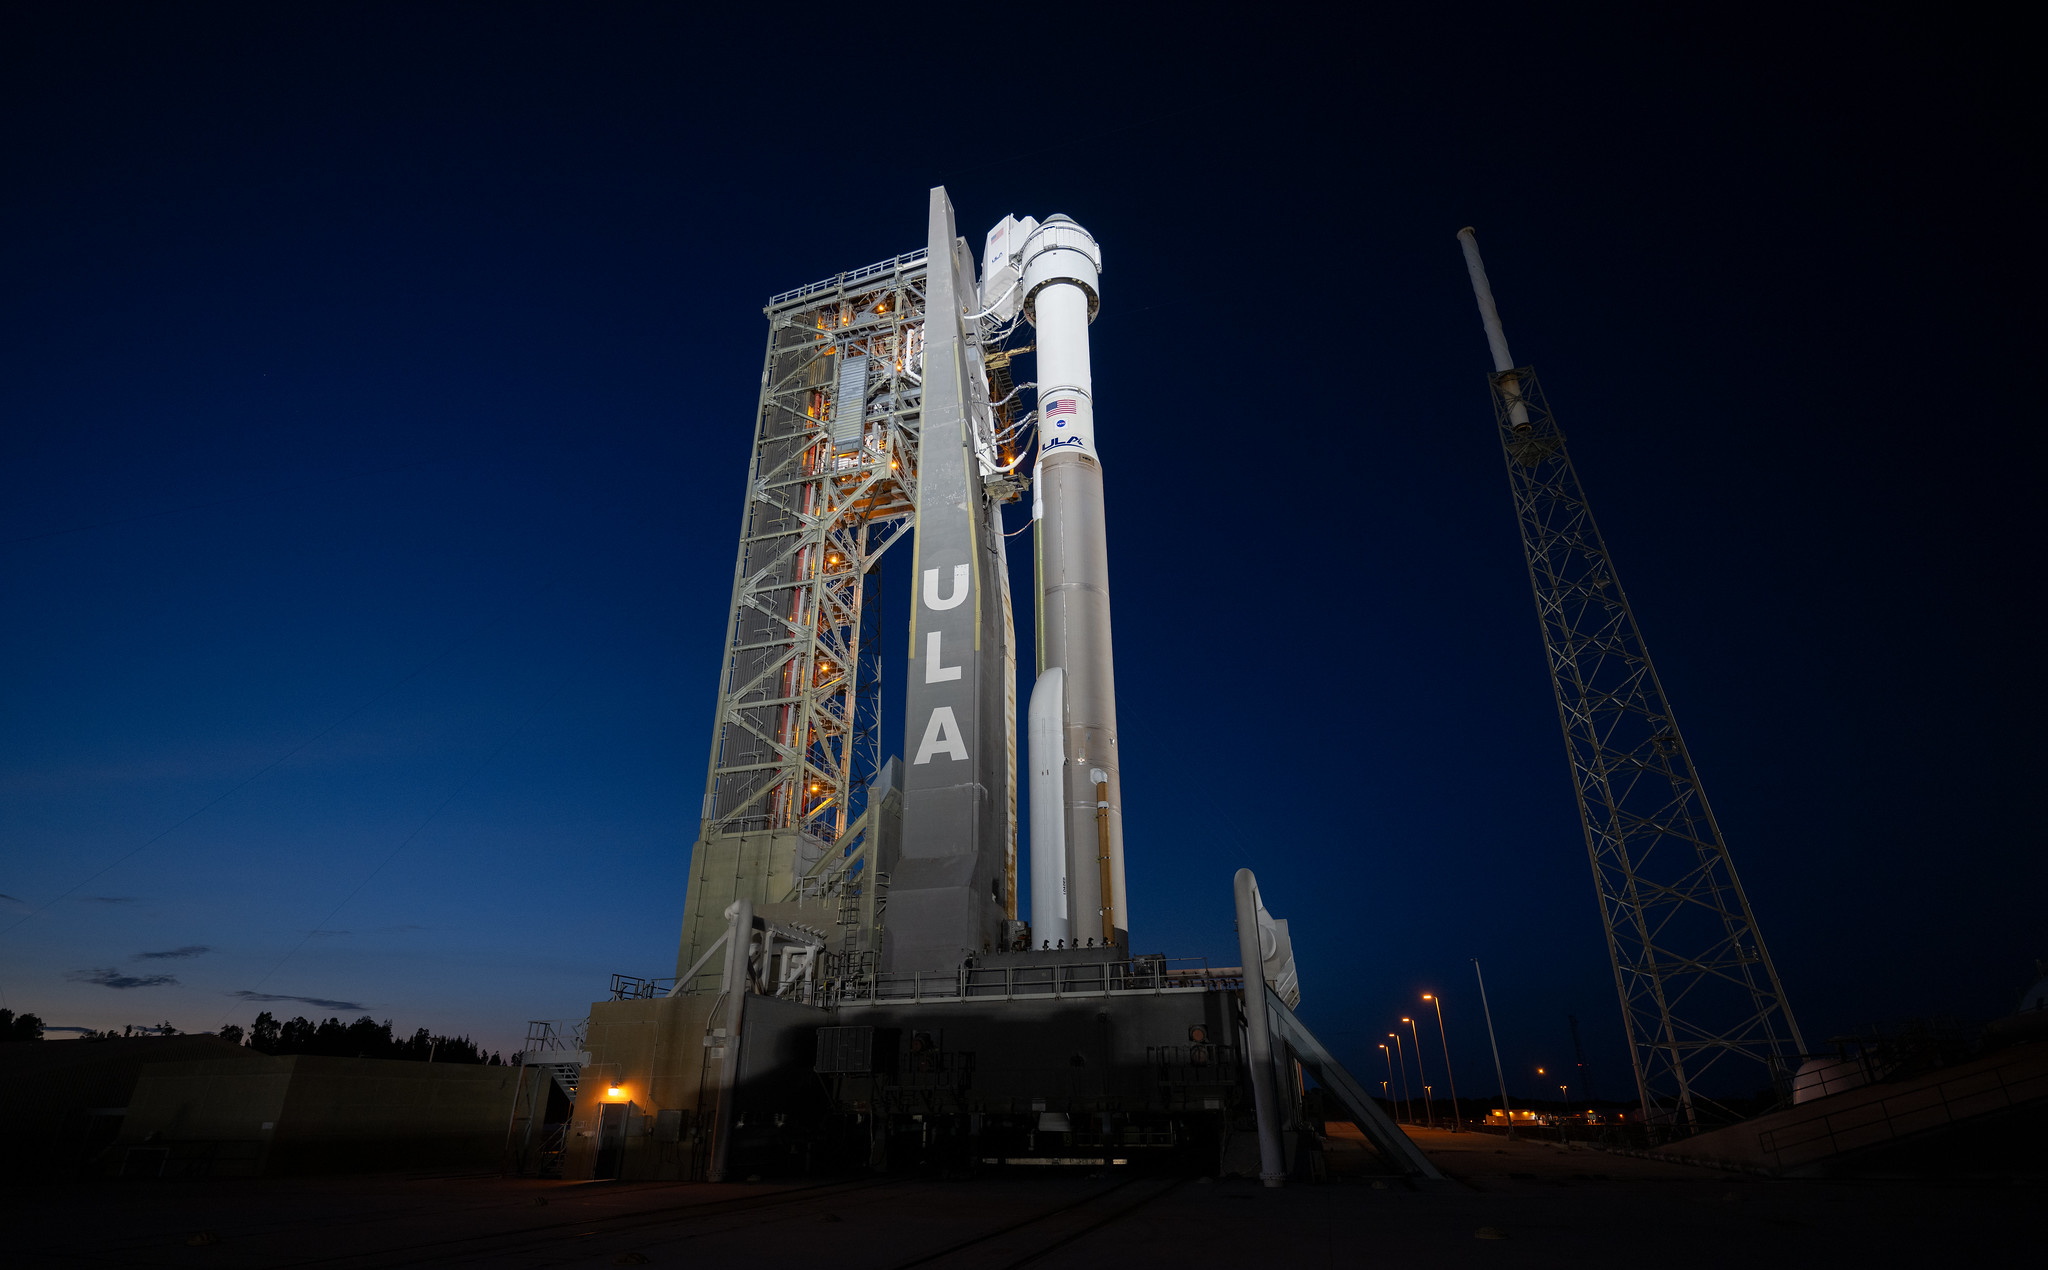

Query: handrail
<box><xmin>768</xmin><ymin>249</ymin><xmax>928</xmax><ymax>308</ymax></box>
<box><xmin>823</xmin><ymin>955</ymin><xmax>1242</xmax><ymax>1007</ymax></box>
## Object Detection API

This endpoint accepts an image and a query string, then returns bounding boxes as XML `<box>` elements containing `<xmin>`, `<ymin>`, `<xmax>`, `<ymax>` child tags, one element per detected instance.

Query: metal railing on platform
<box><xmin>825</xmin><ymin>956</ymin><xmax>1240</xmax><ymax>1007</ymax></box>
<box><xmin>609</xmin><ymin>973</ymin><xmax>676</xmax><ymax>1000</ymax></box>
<box><xmin>768</xmin><ymin>249</ymin><xmax>928</xmax><ymax>308</ymax></box>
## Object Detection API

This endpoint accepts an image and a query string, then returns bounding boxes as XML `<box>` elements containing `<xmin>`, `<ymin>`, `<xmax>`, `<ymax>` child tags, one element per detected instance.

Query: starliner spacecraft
<box><xmin>525</xmin><ymin>189</ymin><xmax>1435</xmax><ymax>1188</ymax></box>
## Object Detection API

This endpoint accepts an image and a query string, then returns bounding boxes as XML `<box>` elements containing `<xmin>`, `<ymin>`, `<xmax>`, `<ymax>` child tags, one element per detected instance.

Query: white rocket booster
<box><xmin>1025</xmin><ymin>665</ymin><xmax>1068</xmax><ymax>947</ymax></box>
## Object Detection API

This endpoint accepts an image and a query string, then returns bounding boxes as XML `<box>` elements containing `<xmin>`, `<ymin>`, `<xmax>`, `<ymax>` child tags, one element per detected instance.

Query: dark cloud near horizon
<box><xmin>229</xmin><ymin>989</ymin><xmax>366</xmax><ymax>1011</ymax></box>
<box><xmin>71</xmin><ymin>967</ymin><xmax>177</xmax><ymax>989</ymax></box>
<box><xmin>41</xmin><ymin>1025</ymin><xmax>98</xmax><ymax>1034</ymax></box>
<box><xmin>133</xmin><ymin>945</ymin><xmax>211</xmax><ymax>960</ymax></box>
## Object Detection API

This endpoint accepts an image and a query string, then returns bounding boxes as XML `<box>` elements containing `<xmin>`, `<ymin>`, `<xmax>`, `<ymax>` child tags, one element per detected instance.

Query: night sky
<box><xmin>3</xmin><ymin>5</ymin><xmax>2039</xmax><ymax>1102</ymax></box>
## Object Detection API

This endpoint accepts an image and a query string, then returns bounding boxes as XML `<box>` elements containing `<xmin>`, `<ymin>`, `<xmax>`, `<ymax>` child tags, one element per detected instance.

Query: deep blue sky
<box><xmin>2</xmin><ymin>4</ymin><xmax>2039</xmax><ymax>1100</ymax></box>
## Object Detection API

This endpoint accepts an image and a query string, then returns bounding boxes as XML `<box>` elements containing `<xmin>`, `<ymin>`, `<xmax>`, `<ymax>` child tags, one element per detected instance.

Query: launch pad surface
<box><xmin>14</xmin><ymin>1129</ymin><xmax>2034</xmax><ymax>1267</ymax></box>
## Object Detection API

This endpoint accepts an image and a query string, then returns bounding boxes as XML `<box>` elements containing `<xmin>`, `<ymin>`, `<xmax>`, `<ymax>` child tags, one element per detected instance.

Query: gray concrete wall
<box><xmin>117</xmin><ymin>1054</ymin><xmax>521</xmax><ymax>1175</ymax></box>
<box><xmin>0</xmin><ymin>1035</ymin><xmax>261</xmax><ymax>1178</ymax></box>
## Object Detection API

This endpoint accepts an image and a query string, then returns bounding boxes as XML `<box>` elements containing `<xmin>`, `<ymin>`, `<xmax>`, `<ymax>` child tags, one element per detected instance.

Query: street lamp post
<box><xmin>1379</xmin><ymin>1045</ymin><xmax>1400</xmax><ymax>1121</ymax></box>
<box><xmin>1389</xmin><ymin>1032</ymin><xmax>1414</xmax><ymax>1125</ymax></box>
<box><xmin>1559</xmin><ymin>1084</ymin><xmax>1570</xmax><ymax>1144</ymax></box>
<box><xmin>1403</xmin><ymin>1016</ymin><xmax>1432</xmax><ymax>1129</ymax></box>
<box><xmin>1471</xmin><ymin>958</ymin><xmax>1517</xmax><ymax>1140</ymax></box>
<box><xmin>1422</xmin><ymin>992</ymin><xmax>1463</xmax><ymax>1133</ymax></box>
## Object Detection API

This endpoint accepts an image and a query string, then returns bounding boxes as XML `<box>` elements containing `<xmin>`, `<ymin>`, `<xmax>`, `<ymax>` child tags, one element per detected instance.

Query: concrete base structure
<box><xmin>560</xmin><ymin>992</ymin><xmax>827</xmax><ymax>1182</ymax></box>
<box><xmin>562</xmin><ymin>957</ymin><xmax>1429</xmax><ymax>1184</ymax></box>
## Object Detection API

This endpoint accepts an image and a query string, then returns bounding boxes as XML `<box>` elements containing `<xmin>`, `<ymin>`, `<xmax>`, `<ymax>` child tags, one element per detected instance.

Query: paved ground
<box><xmin>8</xmin><ymin>1125</ymin><xmax>2035</xmax><ymax>1267</ymax></box>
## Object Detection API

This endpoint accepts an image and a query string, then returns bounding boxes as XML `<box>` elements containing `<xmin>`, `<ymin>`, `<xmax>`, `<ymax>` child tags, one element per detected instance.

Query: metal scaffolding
<box><xmin>676</xmin><ymin>250</ymin><xmax>931</xmax><ymax>979</ymax></box>
<box><xmin>1488</xmin><ymin>365</ymin><xmax>1806</xmax><ymax>1132</ymax></box>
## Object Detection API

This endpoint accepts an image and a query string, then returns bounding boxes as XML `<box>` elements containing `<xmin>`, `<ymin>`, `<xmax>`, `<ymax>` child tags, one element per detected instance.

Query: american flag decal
<box><xmin>1045</xmin><ymin>398</ymin><xmax>1077</xmax><ymax>417</ymax></box>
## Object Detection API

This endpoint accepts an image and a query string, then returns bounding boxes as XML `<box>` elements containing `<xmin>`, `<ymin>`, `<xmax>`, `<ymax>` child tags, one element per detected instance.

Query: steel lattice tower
<box><xmin>674</xmin><ymin>250</ymin><xmax>932</xmax><ymax>984</ymax></box>
<box><xmin>1459</xmin><ymin>230</ymin><xmax>1805</xmax><ymax>1132</ymax></box>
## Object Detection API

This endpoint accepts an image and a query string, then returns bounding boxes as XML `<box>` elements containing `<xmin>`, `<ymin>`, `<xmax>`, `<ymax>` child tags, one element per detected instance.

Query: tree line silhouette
<box><xmin>226</xmin><ymin>1012</ymin><xmax>504</xmax><ymax>1063</ymax></box>
<box><xmin>0</xmin><ymin>1008</ymin><xmax>504</xmax><ymax>1063</ymax></box>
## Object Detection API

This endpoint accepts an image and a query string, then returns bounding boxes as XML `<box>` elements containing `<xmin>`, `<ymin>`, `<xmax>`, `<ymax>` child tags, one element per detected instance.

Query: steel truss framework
<box><xmin>696</xmin><ymin>255</ymin><xmax>932</xmax><ymax>857</ymax></box>
<box><xmin>1489</xmin><ymin>366</ymin><xmax>1806</xmax><ymax>1131</ymax></box>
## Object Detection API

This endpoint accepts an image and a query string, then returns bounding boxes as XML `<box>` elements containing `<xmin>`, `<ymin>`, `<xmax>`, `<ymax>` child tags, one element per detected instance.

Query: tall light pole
<box><xmin>1472</xmin><ymin>958</ymin><xmax>1516</xmax><ymax>1140</ymax></box>
<box><xmin>1402</xmin><ymin>1016</ymin><xmax>1433</xmax><ymax>1129</ymax></box>
<box><xmin>1423</xmin><ymin>992</ymin><xmax>1464</xmax><ymax>1133</ymax></box>
<box><xmin>1559</xmin><ymin>1083</ymin><xmax>1570</xmax><ymax>1144</ymax></box>
<box><xmin>1389</xmin><ymin>1032</ymin><xmax>1414</xmax><ymax>1125</ymax></box>
<box><xmin>1379</xmin><ymin>1044</ymin><xmax>1402</xmax><ymax>1121</ymax></box>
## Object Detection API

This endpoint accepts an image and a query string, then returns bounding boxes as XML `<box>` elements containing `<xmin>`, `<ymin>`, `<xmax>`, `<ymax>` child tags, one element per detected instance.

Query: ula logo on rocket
<box><xmin>914</xmin><ymin>564</ymin><xmax>970</xmax><ymax>765</ymax></box>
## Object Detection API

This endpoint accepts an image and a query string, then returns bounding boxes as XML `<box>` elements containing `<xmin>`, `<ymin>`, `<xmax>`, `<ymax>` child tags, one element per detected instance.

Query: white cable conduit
<box><xmin>992</xmin><ymin>380</ymin><xmax>1037</xmax><ymax>409</ymax></box>
<box><xmin>961</xmin><ymin>275</ymin><xmax>1023</xmax><ymax>322</ymax></box>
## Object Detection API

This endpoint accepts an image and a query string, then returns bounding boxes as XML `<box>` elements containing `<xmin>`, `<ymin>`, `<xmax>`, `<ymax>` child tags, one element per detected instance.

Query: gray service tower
<box><xmin>532</xmin><ymin>189</ymin><xmax>1433</xmax><ymax>1189</ymax></box>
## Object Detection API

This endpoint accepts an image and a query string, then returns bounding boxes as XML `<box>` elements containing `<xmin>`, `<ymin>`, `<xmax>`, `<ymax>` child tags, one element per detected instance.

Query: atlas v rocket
<box><xmin>1003</xmin><ymin>210</ymin><xmax>1125</xmax><ymax>953</ymax></box>
<box><xmin>891</xmin><ymin>191</ymin><xmax>1123</xmax><ymax>969</ymax></box>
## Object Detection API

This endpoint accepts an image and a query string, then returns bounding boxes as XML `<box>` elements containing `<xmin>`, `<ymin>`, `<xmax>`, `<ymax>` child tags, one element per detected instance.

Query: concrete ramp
<box><xmin>1266</xmin><ymin>987</ymin><xmax>1442</xmax><ymax>1179</ymax></box>
<box><xmin>1656</xmin><ymin>1039</ymin><xmax>2048</xmax><ymax>1176</ymax></box>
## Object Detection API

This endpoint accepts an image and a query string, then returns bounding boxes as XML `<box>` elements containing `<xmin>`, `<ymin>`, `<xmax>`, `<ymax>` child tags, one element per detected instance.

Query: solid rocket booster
<box><xmin>1026</xmin><ymin>666</ymin><xmax>1069</xmax><ymax>947</ymax></box>
<box><xmin>1021</xmin><ymin>215</ymin><xmax>1126</xmax><ymax>944</ymax></box>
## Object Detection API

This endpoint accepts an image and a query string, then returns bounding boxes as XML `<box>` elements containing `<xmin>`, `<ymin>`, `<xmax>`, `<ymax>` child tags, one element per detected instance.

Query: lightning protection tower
<box><xmin>1456</xmin><ymin>229</ymin><xmax>1806</xmax><ymax>1133</ymax></box>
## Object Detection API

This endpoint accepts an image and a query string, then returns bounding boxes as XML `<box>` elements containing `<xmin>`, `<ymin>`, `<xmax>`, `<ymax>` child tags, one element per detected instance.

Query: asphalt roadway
<box><xmin>10</xmin><ymin>1125</ymin><xmax>2033</xmax><ymax>1267</ymax></box>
